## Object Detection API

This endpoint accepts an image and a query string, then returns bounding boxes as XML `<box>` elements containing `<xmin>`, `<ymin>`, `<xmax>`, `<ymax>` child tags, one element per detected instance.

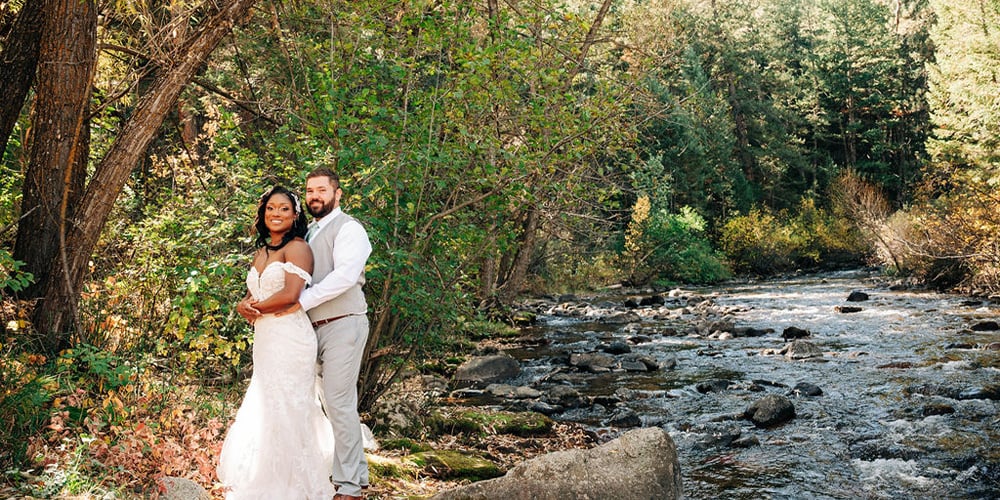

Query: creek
<box><xmin>470</xmin><ymin>269</ymin><xmax>1000</xmax><ymax>499</ymax></box>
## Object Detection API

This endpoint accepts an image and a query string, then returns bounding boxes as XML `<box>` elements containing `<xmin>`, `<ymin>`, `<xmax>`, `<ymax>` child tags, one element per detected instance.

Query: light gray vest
<box><xmin>306</xmin><ymin>212</ymin><xmax>368</xmax><ymax>321</ymax></box>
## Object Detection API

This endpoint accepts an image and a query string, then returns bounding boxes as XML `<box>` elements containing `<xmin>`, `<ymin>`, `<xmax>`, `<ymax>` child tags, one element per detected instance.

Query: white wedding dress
<box><xmin>217</xmin><ymin>261</ymin><xmax>335</xmax><ymax>499</ymax></box>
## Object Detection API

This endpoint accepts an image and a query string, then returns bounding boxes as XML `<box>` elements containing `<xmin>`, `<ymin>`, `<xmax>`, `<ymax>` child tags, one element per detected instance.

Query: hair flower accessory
<box><xmin>261</xmin><ymin>185</ymin><xmax>302</xmax><ymax>216</ymax></box>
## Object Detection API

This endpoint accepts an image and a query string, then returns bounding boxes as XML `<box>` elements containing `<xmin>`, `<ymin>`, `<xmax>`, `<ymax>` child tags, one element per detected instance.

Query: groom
<box><xmin>297</xmin><ymin>167</ymin><xmax>371</xmax><ymax>499</ymax></box>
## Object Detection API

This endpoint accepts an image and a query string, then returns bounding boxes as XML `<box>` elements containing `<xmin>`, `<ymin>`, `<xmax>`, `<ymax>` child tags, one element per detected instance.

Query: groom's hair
<box><xmin>307</xmin><ymin>167</ymin><xmax>340</xmax><ymax>190</ymax></box>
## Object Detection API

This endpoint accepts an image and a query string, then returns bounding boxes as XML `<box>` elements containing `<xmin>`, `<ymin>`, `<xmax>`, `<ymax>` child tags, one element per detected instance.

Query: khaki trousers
<box><xmin>316</xmin><ymin>314</ymin><xmax>369</xmax><ymax>496</ymax></box>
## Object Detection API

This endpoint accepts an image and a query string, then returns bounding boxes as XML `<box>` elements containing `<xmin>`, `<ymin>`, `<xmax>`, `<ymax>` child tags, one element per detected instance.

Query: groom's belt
<box><xmin>311</xmin><ymin>314</ymin><xmax>350</xmax><ymax>328</ymax></box>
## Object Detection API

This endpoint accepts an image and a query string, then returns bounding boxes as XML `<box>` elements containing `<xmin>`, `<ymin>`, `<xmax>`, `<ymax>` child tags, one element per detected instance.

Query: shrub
<box><xmin>719</xmin><ymin>208</ymin><xmax>796</xmax><ymax>275</ymax></box>
<box><xmin>720</xmin><ymin>199</ymin><xmax>867</xmax><ymax>276</ymax></box>
<box><xmin>623</xmin><ymin>199</ymin><xmax>730</xmax><ymax>285</ymax></box>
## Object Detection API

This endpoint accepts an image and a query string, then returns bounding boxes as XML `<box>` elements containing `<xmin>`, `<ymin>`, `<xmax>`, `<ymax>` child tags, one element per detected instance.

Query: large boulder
<box><xmin>158</xmin><ymin>477</ymin><xmax>210</xmax><ymax>500</ymax></box>
<box><xmin>452</xmin><ymin>354</ymin><xmax>521</xmax><ymax>387</ymax></box>
<box><xmin>431</xmin><ymin>427</ymin><xmax>682</xmax><ymax>500</ymax></box>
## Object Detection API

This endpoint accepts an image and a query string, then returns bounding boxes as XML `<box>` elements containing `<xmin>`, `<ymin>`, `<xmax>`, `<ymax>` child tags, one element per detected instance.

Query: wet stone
<box><xmin>691</xmin><ymin>422</ymin><xmax>742</xmax><ymax>450</ymax></box>
<box><xmin>783</xmin><ymin>340</ymin><xmax>824</xmax><ymax>360</ymax></box>
<box><xmin>605</xmin><ymin>408</ymin><xmax>642</xmax><ymax>428</ymax></box>
<box><xmin>957</xmin><ymin>384</ymin><xmax>1000</xmax><ymax>400</ymax></box>
<box><xmin>744</xmin><ymin>394</ymin><xmax>796</xmax><ymax>428</ymax></box>
<box><xmin>790</xmin><ymin>382</ymin><xmax>823</xmax><ymax>397</ymax></box>
<box><xmin>602</xmin><ymin>340</ymin><xmax>632</xmax><ymax>355</ymax></box>
<box><xmin>970</xmin><ymin>320</ymin><xmax>1000</xmax><ymax>331</ymax></box>
<box><xmin>782</xmin><ymin>326</ymin><xmax>811</xmax><ymax>340</ymax></box>
<box><xmin>696</xmin><ymin>379</ymin><xmax>732</xmax><ymax>393</ymax></box>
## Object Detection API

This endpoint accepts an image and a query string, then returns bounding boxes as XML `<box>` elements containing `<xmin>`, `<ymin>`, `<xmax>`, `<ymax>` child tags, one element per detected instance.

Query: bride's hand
<box><xmin>238</xmin><ymin>298</ymin><xmax>261</xmax><ymax>323</ymax></box>
<box><xmin>274</xmin><ymin>302</ymin><xmax>302</xmax><ymax>317</ymax></box>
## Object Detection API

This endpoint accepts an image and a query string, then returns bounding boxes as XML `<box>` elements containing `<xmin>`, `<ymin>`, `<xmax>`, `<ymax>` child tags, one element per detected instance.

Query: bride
<box><xmin>217</xmin><ymin>186</ymin><xmax>335</xmax><ymax>499</ymax></box>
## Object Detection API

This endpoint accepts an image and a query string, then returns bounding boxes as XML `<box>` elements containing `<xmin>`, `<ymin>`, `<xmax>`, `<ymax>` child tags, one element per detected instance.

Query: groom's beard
<box><xmin>308</xmin><ymin>198</ymin><xmax>335</xmax><ymax>219</ymax></box>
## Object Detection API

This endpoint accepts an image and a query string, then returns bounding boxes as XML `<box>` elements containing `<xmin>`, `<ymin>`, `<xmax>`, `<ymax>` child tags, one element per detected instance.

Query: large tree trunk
<box><xmin>0</xmin><ymin>0</ymin><xmax>43</xmax><ymax>154</ymax></box>
<box><xmin>28</xmin><ymin>0</ymin><xmax>260</xmax><ymax>352</ymax></box>
<box><xmin>496</xmin><ymin>206</ymin><xmax>539</xmax><ymax>302</ymax></box>
<box><xmin>13</xmin><ymin>0</ymin><xmax>95</xmax><ymax>318</ymax></box>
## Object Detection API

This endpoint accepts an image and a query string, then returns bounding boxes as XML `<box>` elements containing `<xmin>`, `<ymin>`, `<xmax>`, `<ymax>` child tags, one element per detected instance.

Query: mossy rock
<box><xmin>428</xmin><ymin>409</ymin><xmax>553</xmax><ymax>437</ymax></box>
<box><xmin>368</xmin><ymin>455</ymin><xmax>417</xmax><ymax>482</ymax></box>
<box><xmin>463</xmin><ymin>319</ymin><xmax>520</xmax><ymax>340</ymax></box>
<box><xmin>416</xmin><ymin>359</ymin><xmax>455</xmax><ymax>376</ymax></box>
<box><xmin>406</xmin><ymin>450</ymin><xmax>505</xmax><ymax>481</ymax></box>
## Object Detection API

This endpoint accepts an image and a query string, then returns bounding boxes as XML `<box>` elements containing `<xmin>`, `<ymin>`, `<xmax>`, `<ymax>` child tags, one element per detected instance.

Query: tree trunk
<box><xmin>13</xmin><ymin>0</ymin><xmax>95</xmax><ymax>317</ymax></box>
<box><xmin>28</xmin><ymin>0</ymin><xmax>260</xmax><ymax>352</ymax></box>
<box><xmin>0</xmin><ymin>0</ymin><xmax>44</xmax><ymax>154</ymax></box>
<box><xmin>497</xmin><ymin>206</ymin><xmax>539</xmax><ymax>302</ymax></box>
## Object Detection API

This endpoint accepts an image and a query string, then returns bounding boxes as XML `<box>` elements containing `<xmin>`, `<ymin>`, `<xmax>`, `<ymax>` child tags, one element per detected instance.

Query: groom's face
<box><xmin>305</xmin><ymin>176</ymin><xmax>341</xmax><ymax>219</ymax></box>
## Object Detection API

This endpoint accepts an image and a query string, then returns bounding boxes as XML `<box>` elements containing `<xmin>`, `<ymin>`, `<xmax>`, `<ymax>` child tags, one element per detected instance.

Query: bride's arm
<box><xmin>237</xmin><ymin>249</ymin><xmax>266</xmax><ymax>322</ymax></box>
<box><xmin>252</xmin><ymin>240</ymin><xmax>314</xmax><ymax>314</ymax></box>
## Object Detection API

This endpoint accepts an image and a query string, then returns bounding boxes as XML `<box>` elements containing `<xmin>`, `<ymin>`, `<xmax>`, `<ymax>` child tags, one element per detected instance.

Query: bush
<box><xmin>623</xmin><ymin>199</ymin><xmax>730</xmax><ymax>285</ymax></box>
<box><xmin>720</xmin><ymin>199</ymin><xmax>867</xmax><ymax>276</ymax></box>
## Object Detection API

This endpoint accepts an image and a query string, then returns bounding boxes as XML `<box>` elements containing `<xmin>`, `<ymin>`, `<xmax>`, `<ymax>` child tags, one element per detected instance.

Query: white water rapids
<box><xmin>503</xmin><ymin>269</ymin><xmax>1000</xmax><ymax>499</ymax></box>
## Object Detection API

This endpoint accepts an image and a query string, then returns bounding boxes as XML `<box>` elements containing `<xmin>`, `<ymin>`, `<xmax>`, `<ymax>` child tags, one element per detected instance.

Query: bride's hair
<box><xmin>254</xmin><ymin>185</ymin><xmax>308</xmax><ymax>250</ymax></box>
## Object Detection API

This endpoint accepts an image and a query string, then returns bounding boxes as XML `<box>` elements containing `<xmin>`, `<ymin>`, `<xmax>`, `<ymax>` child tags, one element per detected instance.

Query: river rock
<box><xmin>569</xmin><ymin>352</ymin><xmax>617</xmax><ymax>372</ymax></box>
<box><xmin>782</xmin><ymin>340</ymin><xmax>823</xmax><ymax>359</ymax></box>
<box><xmin>158</xmin><ymin>477</ymin><xmax>209</xmax><ymax>500</ymax></box>
<box><xmin>970</xmin><ymin>320</ymin><xmax>1000</xmax><ymax>331</ymax></box>
<box><xmin>485</xmin><ymin>383</ymin><xmax>542</xmax><ymax>399</ymax></box>
<box><xmin>690</xmin><ymin>422</ymin><xmax>742</xmax><ymax>450</ymax></box>
<box><xmin>734</xmin><ymin>326</ymin><xmax>774</xmax><ymax>337</ymax></box>
<box><xmin>605</xmin><ymin>408</ymin><xmax>642</xmax><ymax>428</ymax></box>
<box><xmin>622</xmin><ymin>354</ymin><xmax>661</xmax><ymax>371</ymax></box>
<box><xmin>957</xmin><ymin>384</ymin><xmax>1000</xmax><ymax>400</ymax></box>
<box><xmin>453</xmin><ymin>354</ymin><xmax>521</xmax><ymax>387</ymax></box>
<box><xmin>696</xmin><ymin>379</ymin><xmax>732</xmax><ymax>393</ymax></box>
<box><xmin>790</xmin><ymin>382</ymin><xmax>823</xmax><ymax>396</ymax></box>
<box><xmin>602</xmin><ymin>340</ymin><xmax>632</xmax><ymax>354</ymax></box>
<box><xmin>744</xmin><ymin>394</ymin><xmax>796</xmax><ymax>428</ymax></box>
<box><xmin>846</xmin><ymin>291</ymin><xmax>870</xmax><ymax>302</ymax></box>
<box><xmin>409</xmin><ymin>450</ymin><xmax>505</xmax><ymax>480</ymax></box>
<box><xmin>782</xmin><ymin>326</ymin><xmax>811</xmax><ymax>340</ymax></box>
<box><xmin>640</xmin><ymin>295</ymin><xmax>666</xmax><ymax>306</ymax></box>
<box><xmin>543</xmin><ymin>385</ymin><xmax>587</xmax><ymax>408</ymax></box>
<box><xmin>620</xmin><ymin>359</ymin><xmax>648</xmax><ymax>372</ymax></box>
<box><xmin>430</xmin><ymin>427</ymin><xmax>682</xmax><ymax>500</ymax></box>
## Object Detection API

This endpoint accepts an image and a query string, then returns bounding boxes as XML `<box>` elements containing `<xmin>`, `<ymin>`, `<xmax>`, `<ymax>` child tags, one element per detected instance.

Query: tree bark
<box><xmin>497</xmin><ymin>206</ymin><xmax>539</xmax><ymax>302</ymax></box>
<box><xmin>28</xmin><ymin>0</ymin><xmax>260</xmax><ymax>351</ymax></box>
<box><xmin>13</xmin><ymin>0</ymin><xmax>95</xmax><ymax>312</ymax></box>
<box><xmin>0</xmin><ymin>0</ymin><xmax>44</xmax><ymax>157</ymax></box>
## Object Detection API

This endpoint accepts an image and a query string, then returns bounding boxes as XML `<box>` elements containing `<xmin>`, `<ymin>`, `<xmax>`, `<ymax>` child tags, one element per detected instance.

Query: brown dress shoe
<box><xmin>332</xmin><ymin>494</ymin><xmax>363</xmax><ymax>500</ymax></box>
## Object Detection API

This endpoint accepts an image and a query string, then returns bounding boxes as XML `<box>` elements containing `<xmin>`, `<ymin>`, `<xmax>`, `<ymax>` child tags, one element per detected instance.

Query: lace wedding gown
<box><xmin>217</xmin><ymin>261</ymin><xmax>335</xmax><ymax>499</ymax></box>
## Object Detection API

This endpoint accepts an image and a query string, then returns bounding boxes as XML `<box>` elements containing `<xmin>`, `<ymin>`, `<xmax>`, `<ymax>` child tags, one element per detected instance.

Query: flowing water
<box><xmin>489</xmin><ymin>270</ymin><xmax>1000</xmax><ymax>499</ymax></box>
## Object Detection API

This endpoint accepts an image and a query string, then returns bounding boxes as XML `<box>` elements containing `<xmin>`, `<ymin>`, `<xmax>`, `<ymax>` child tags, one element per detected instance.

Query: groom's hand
<box><xmin>237</xmin><ymin>298</ymin><xmax>261</xmax><ymax>324</ymax></box>
<box><xmin>274</xmin><ymin>302</ymin><xmax>301</xmax><ymax>317</ymax></box>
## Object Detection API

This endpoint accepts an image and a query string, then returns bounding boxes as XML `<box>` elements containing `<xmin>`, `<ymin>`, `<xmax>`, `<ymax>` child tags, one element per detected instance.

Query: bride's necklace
<box><xmin>265</xmin><ymin>233</ymin><xmax>289</xmax><ymax>252</ymax></box>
